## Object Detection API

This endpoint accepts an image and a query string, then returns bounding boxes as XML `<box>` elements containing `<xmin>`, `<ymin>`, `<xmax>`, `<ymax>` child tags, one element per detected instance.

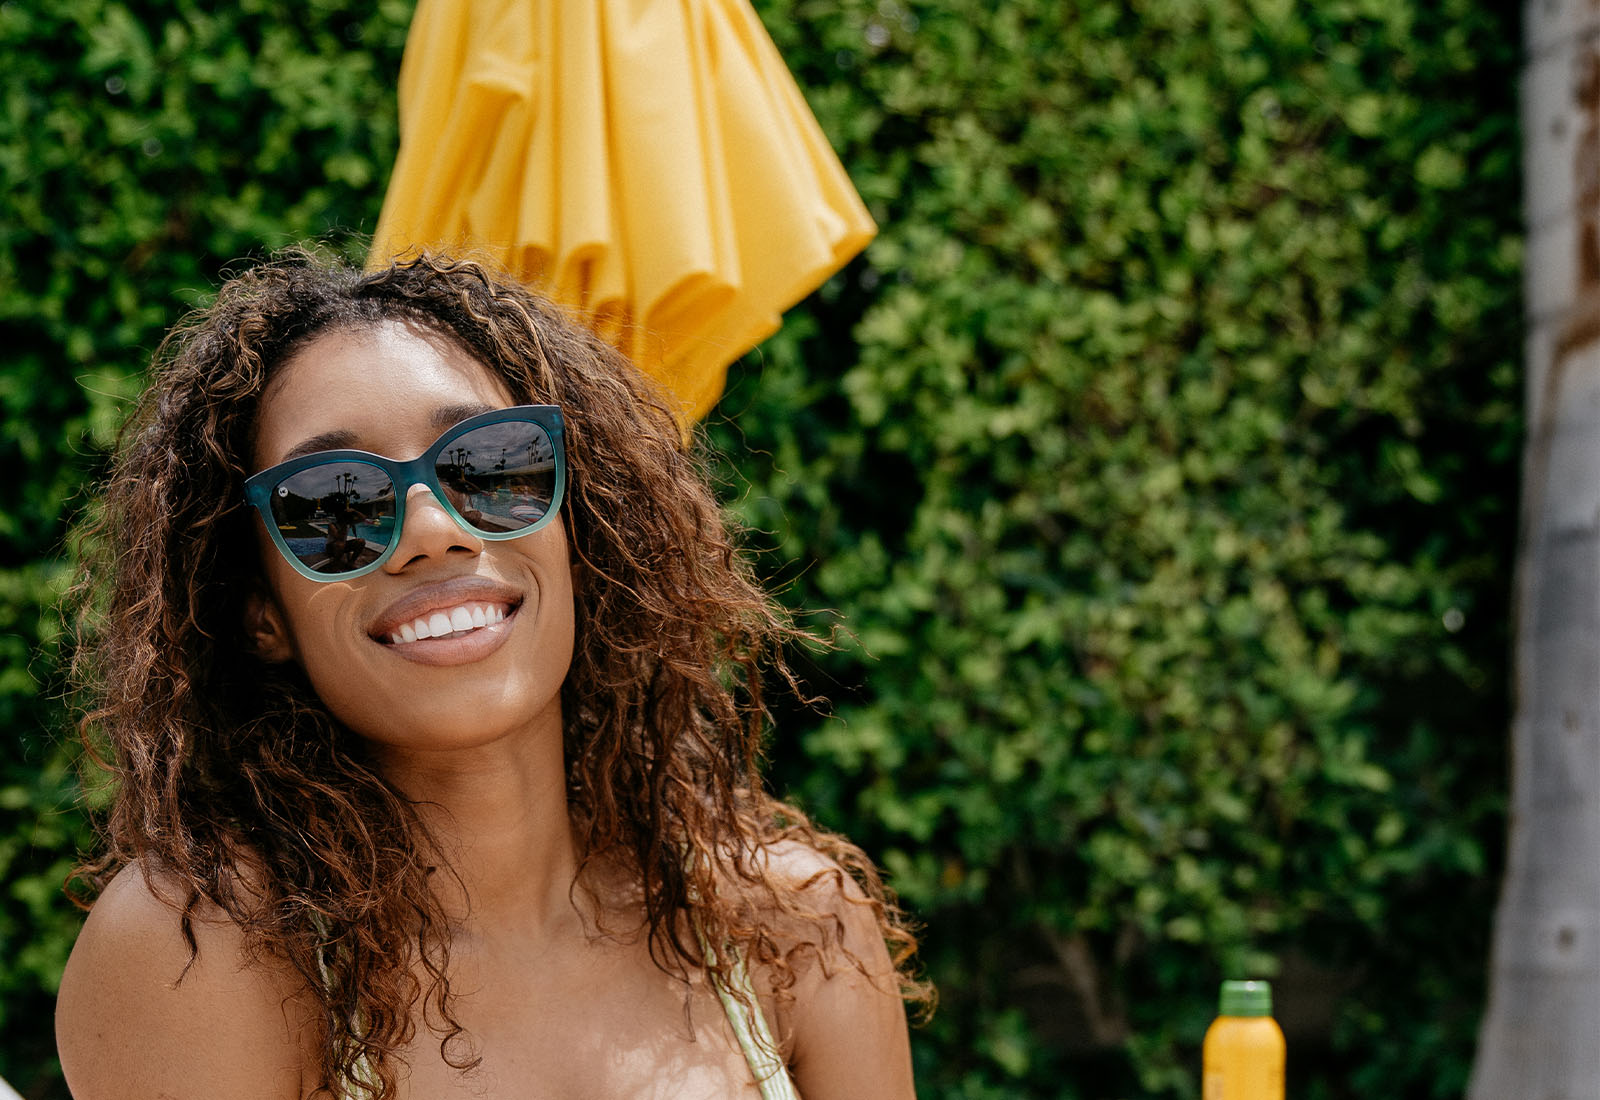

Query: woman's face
<box><xmin>247</xmin><ymin>318</ymin><xmax>575</xmax><ymax>758</ymax></box>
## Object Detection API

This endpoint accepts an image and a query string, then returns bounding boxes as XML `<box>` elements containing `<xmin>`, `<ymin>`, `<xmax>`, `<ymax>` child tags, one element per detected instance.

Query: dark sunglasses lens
<box><xmin>267</xmin><ymin>460</ymin><xmax>398</xmax><ymax>575</ymax></box>
<box><xmin>435</xmin><ymin>420</ymin><xmax>558</xmax><ymax>535</ymax></box>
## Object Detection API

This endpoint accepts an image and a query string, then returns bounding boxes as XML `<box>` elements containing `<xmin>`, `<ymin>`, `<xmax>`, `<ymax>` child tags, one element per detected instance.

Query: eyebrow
<box><xmin>277</xmin><ymin>402</ymin><xmax>503</xmax><ymax>463</ymax></box>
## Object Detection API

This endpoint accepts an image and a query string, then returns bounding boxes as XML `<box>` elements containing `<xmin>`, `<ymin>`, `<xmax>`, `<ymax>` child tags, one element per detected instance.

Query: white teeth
<box><xmin>389</xmin><ymin>603</ymin><xmax>510</xmax><ymax>643</ymax></box>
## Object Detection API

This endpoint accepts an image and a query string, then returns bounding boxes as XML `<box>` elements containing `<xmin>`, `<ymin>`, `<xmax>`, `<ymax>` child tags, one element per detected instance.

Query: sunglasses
<box><xmin>244</xmin><ymin>404</ymin><xmax>566</xmax><ymax>581</ymax></box>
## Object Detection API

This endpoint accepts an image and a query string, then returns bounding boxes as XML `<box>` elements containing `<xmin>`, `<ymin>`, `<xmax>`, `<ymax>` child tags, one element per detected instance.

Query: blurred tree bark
<box><xmin>1471</xmin><ymin>4</ymin><xmax>1600</xmax><ymax>1096</ymax></box>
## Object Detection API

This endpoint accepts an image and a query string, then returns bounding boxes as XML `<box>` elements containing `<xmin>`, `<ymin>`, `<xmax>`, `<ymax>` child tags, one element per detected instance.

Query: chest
<box><xmin>381</xmin><ymin>933</ymin><xmax>779</xmax><ymax>1099</ymax></box>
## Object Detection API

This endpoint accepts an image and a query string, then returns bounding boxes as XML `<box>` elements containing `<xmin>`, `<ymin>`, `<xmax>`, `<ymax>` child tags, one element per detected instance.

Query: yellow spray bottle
<box><xmin>1202</xmin><ymin>979</ymin><xmax>1285</xmax><ymax>1100</ymax></box>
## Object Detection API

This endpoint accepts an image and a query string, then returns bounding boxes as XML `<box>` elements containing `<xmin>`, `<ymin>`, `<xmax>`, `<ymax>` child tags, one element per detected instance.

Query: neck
<box><xmin>375</xmin><ymin>712</ymin><xmax>585</xmax><ymax>942</ymax></box>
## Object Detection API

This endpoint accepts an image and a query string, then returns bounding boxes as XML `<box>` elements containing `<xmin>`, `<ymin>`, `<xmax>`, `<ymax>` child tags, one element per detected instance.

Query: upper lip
<box><xmin>367</xmin><ymin>575</ymin><xmax>524</xmax><ymax>640</ymax></box>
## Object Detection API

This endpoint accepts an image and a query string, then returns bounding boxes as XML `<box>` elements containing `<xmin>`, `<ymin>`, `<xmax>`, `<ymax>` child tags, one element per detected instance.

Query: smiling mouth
<box><xmin>381</xmin><ymin>600</ymin><xmax>518</xmax><ymax>645</ymax></box>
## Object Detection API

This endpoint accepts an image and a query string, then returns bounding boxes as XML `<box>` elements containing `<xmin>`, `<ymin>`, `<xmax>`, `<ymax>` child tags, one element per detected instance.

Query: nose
<box><xmin>382</xmin><ymin>482</ymin><xmax>484</xmax><ymax>573</ymax></box>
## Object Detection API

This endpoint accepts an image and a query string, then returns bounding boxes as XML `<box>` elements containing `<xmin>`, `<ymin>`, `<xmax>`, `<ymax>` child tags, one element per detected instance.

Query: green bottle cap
<box><xmin>1219</xmin><ymin>979</ymin><xmax>1273</xmax><ymax>1017</ymax></box>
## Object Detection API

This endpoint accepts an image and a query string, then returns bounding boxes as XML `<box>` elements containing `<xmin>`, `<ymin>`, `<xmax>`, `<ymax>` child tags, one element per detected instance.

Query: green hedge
<box><xmin>0</xmin><ymin>0</ymin><xmax>1518</xmax><ymax>1097</ymax></box>
<box><xmin>0</xmin><ymin>2</ymin><xmax>412</xmax><ymax>1093</ymax></box>
<box><xmin>715</xmin><ymin>0</ymin><xmax>1518</xmax><ymax>1096</ymax></box>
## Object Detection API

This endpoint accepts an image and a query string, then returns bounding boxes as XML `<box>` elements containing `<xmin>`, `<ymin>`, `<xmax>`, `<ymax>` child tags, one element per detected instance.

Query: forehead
<box><xmin>252</xmin><ymin>319</ymin><xmax>515</xmax><ymax>468</ymax></box>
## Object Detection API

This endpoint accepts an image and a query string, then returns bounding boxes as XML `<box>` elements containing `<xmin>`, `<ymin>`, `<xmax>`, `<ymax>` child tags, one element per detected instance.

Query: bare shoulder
<box><xmin>750</xmin><ymin>839</ymin><xmax>917</xmax><ymax>1100</ymax></box>
<box><xmin>56</xmin><ymin>862</ymin><xmax>314</xmax><ymax>1100</ymax></box>
<box><xmin>751</xmin><ymin>839</ymin><xmax>895</xmax><ymax>972</ymax></box>
<box><xmin>755</xmin><ymin>838</ymin><xmax>865</xmax><ymax>904</ymax></box>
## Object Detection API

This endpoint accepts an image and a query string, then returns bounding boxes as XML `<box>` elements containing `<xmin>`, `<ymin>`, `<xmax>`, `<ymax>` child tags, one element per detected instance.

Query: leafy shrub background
<box><xmin>0</xmin><ymin>3</ymin><xmax>412</xmax><ymax>1093</ymax></box>
<box><xmin>0</xmin><ymin>1</ymin><xmax>1519</xmax><ymax>1097</ymax></box>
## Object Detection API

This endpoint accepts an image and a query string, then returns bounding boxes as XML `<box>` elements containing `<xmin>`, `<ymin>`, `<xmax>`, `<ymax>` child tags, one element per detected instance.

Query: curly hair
<box><xmin>70</xmin><ymin>250</ymin><xmax>928</xmax><ymax>1098</ymax></box>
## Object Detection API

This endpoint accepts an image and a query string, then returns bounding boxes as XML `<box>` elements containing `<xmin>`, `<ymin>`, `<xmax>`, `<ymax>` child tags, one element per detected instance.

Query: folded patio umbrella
<box><xmin>369</xmin><ymin>0</ymin><xmax>876</xmax><ymax>419</ymax></box>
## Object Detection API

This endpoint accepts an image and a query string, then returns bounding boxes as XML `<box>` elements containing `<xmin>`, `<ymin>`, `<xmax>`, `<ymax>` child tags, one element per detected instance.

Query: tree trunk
<box><xmin>1471</xmin><ymin>3</ymin><xmax>1600</xmax><ymax>1097</ymax></box>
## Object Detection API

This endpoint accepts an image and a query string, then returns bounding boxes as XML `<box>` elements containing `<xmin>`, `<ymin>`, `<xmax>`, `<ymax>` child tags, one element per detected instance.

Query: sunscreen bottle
<box><xmin>1202</xmin><ymin>979</ymin><xmax>1285</xmax><ymax>1100</ymax></box>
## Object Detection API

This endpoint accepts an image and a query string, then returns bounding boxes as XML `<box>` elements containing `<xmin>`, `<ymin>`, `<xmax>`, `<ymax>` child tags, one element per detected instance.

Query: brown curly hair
<box><xmin>70</xmin><ymin>250</ymin><xmax>927</xmax><ymax>1098</ymax></box>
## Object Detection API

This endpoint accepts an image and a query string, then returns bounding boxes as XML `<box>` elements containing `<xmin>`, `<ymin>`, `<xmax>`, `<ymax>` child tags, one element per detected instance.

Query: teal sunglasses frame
<box><xmin>243</xmin><ymin>404</ymin><xmax>567</xmax><ymax>582</ymax></box>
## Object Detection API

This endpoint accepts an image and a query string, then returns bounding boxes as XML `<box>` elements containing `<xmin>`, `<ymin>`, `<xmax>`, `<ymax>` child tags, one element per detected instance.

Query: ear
<box><xmin>244</xmin><ymin>589</ymin><xmax>297</xmax><ymax>663</ymax></box>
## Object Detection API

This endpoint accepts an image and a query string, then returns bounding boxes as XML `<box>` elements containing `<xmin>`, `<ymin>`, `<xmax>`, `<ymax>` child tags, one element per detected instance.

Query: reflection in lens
<box><xmin>269</xmin><ymin>460</ymin><xmax>397</xmax><ymax>573</ymax></box>
<box><xmin>436</xmin><ymin>421</ymin><xmax>556</xmax><ymax>535</ymax></box>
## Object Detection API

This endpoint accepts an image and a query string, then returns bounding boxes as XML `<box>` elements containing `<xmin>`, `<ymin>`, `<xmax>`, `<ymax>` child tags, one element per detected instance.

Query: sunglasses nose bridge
<box><xmin>403</xmin><ymin>478</ymin><xmax>452</xmax><ymax>513</ymax></box>
<box><xmin>377</xmin><ymin>478</ymin><xmax>483</xmax><ymax>574</ymax></box>
<box><xmin>388</xmin><ymin>454</ymin><xmax>445</xmax><ymax>512</ymax></box>
<box><xmin>396</xmin><ymin>451</ymin><xmax>480</xmax><ymax>534</ymax></box>
<box><xmin>396</xmin><ymin>472</ymin><xmax>458</xmax><ymax>527</ymax></box>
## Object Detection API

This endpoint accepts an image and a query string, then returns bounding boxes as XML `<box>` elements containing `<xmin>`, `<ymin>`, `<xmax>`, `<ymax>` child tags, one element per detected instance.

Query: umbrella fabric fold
<box><xmin>370</xmin><ymin>0</ymin><xmax>877</xmax><ymax>419</ymax></box>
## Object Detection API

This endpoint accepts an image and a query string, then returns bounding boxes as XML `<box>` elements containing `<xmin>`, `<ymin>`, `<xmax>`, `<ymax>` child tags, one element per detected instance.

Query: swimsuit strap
<box><xmin>312</xmin><ymin>918</ymin><xmax>380</xmax><ymax>1099</ymax></box>
<box><xmin>680</xmin><ymin>845</ymin><xmax>800</xmax><ymax>1097</ymax></box>
<box><xmin>696</xmin><ymin>928</ymin><xmax>802</xmax><ymax>1100</ymax></box>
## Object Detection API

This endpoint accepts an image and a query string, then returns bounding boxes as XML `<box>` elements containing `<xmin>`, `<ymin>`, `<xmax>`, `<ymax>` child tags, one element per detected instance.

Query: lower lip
<box><xmin>376</xmin><ymin>607</ymin><xmax>519</xmax><ymax>667</ymax></box>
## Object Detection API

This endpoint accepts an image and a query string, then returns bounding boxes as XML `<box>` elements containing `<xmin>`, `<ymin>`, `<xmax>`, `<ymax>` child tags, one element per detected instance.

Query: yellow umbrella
<box><xmin>369</xmin><ymin>0</ymin><xmax>877</xmax><ymax>420</ymax></box>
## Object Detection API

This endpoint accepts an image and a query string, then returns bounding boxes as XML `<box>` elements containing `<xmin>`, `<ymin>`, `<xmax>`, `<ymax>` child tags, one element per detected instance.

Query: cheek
<box><xmin>539</xmin><ymin>572</ymin><xmax>578</xmax><ymax>674</ymax></box>
<box><xmin>256</xmin><ymin>567</ymin><xmax>374</xmax><ymax>719</ymax></box>
<box><xmin>498</xmin><ymin>552</ymin><xmax>578</xmax><ymax>710</ymax></box>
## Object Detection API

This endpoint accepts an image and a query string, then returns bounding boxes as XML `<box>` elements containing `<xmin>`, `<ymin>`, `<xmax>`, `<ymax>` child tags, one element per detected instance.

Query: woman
<box><xmin>55</xmin><ymin>252</ymin><xmax>926</xmax><ymax>1099</ymax></box>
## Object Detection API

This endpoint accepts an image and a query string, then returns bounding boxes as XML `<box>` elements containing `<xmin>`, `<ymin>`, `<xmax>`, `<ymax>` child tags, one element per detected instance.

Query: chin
<box><xmin>341</xmin><ymin>678</ymin><xmax>567</xmax><ymax>760</ymax></box>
